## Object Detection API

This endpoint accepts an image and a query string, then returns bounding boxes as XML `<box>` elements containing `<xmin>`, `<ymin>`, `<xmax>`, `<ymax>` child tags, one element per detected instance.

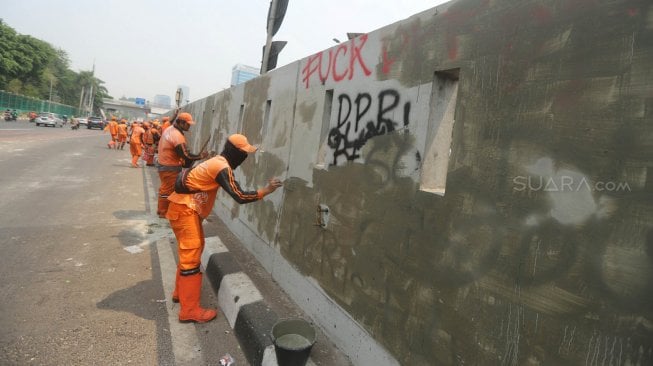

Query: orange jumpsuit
<box><xmin>107</xmin><ymin>120</ymin><xmax>119</xmax><ymax>147</ymax></box>
<box><xmin>156</xmin><ymin>126</ymin><xmax>186</xmax><ymax>217</ymax></box>
<box><xmin>142</xmin><ymin>126</ymin><xmax>156</xmax><ymax>166</ymax></box>
<box><xmin>151</xmin><ymin>127</ymin><xmax>161</xmax><ymax>153</ymax></box>
<box><xmin>117</xmin><ymin>122</ymin><xmax>128</xmax><ymax>149</ymax></box>
<box><xmin>129</xmin><ymin>125</ymin><xmax>145</xmax><ymax>167</ymax></box>
<box><xmin>166</xmin><ymin>133</ymin><xmax>271</xmax><ymax>324</ymax></box>
<box><xmin>167</xmin><ymin>155</ymin><xmax>264</xmax><ymax>271</ymax></box>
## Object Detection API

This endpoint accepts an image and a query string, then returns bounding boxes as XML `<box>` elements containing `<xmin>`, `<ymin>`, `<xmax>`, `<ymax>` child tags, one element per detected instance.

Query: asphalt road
<box><xmin>0</xmin><ymin>120</ymin><xmax>247</xmax><ymax>365</ymax></box>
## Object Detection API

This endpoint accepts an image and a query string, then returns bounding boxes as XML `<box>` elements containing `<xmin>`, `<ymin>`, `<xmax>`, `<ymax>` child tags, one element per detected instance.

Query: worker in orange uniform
<box><xmin>129</xmin><ymin>121</ymin><xmax>145</xmax><ymax>168</ymax></box>
<box><xmin>151</xmin><ymin>120</ymin><xmax>162</xmax><ymax>150</ymax></box>
<box><xmin>145</xmin><ymin>122</ymin><xmax>160</xmax><ymax>166</ymax></box>
<box><xmin>141</xmin><ymin>122</ymin><xmax>155</xmax><ymax>166</ymax></box>
<box><xmin>156</xmin><ymin>112</ymin><xmax>206</xmax><ymax>218</ymax></box>
<box><xmin>167</xmin><ymin>133</ymin><xmax>282</xmax><ymax>323</ymax></box>
<box><xmin>161</xmin><ymin>116</ymin><xmax>171</xmax><ymax>133</ymax></box>
<box><xmin>117</xmin><ymin>119</ymin><xmax>128</xmax><ymax>150</ymax></box>
<box><xmin>105</xmin><ymin>116</ymin><xmax>119</xmax><ymax>149</ymax></box>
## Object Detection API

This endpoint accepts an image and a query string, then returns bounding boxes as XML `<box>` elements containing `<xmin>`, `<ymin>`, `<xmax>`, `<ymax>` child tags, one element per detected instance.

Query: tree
<box><xmin>0</xmin><ymin>20</ymin><xmax>57</xmax><ymax>95</ymax></box>
<box><xmin>0</xmin><ymin>19</ymin><xmax>111</xmax><ymax>112</ymax></box>
<box><xmin>6</xmin><ymin>79</ymin><xmax>22</xmax><ymax>93</ymax></box>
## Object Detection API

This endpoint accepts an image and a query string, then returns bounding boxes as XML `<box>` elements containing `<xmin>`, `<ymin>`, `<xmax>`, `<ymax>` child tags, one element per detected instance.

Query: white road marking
<box><xmin>124</xmin><ymin>245</ymin><xmax>145</xmax><ymax>254</ymax></box>
<box><xmin>143</xmin><ymin>163</ymin><xmax>204</xmax><ymax>365</ymax></box>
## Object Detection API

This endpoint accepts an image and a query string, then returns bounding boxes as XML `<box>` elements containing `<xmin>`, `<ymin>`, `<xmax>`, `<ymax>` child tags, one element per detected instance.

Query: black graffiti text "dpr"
<box><xmin>327</xmin><ymin>89</ymin><xmax>410</xmax><ymax>165</ymax></box>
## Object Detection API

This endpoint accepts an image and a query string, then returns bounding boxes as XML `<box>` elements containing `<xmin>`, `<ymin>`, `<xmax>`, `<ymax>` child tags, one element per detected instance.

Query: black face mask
<box><xmin>221</xmin><ymin>140</ymin><xmax>248</xmax><ymax>169</ymax></box>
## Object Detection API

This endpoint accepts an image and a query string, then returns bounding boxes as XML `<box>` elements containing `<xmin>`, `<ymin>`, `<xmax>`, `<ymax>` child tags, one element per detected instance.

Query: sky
<box><xmin>1</xmin><ymin>0</ymin><xmax>450</xmax><ymax>103</ymax></box>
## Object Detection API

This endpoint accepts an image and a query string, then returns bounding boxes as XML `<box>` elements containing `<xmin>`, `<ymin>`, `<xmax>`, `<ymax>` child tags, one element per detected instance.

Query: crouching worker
<box><xmin>166</xmin><ymin>134</ymin><xmax>282</xmax><ymax>323</ymax></box>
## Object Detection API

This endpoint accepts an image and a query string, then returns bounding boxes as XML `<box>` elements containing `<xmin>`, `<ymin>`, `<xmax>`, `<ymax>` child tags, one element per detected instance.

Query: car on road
<box><xmin>87</xmin><ymin>116</ymin><xmax>105</xmax><ymax>130</ymax></box>
<box><xmin>35</xmin><ymin>112</ymin><xmax>63</xmax><ymax>128</ymax></box>
<box><xmin>75</xmin><ymin>117</ymin><xmax>88</xmax><ymax>126</ymax></box>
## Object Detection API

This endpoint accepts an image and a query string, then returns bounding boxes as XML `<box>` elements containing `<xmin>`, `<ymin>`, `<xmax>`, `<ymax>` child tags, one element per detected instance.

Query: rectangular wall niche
<box><xmin>419</xmin><ymin>69</ymin><xmax>460</xmax><ymax>196</ymax></box>
<box><xmin>316</xmin><ymin>89</ymin><xmax>334</xmax><ymax>169</ymax></box>
<box><xmin>238</xmin><ymin>104</ymin><xmax>245</xmax><ymax>132</ymax></box>
<box><xmin>262</xmin><ymin>100</ymin><xmax>272</xmax><ymax>139</ymax></box>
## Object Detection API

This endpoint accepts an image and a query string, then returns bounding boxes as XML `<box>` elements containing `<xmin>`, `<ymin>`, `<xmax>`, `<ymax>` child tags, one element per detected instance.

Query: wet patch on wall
<box><xmin>242</xmin><ymin>75</ymin><xmax>271</xmax><ymax>146</ymax></box>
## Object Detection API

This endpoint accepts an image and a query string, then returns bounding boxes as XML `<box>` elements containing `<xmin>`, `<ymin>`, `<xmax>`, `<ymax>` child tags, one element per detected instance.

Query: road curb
<box><xmin>202</xmin><ymin>236</ymin><xmax>315</xmax><ymax>366</ymax></box>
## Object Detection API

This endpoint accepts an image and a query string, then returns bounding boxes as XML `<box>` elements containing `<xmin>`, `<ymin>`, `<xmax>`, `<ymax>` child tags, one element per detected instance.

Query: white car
<box><xmin>35</xmin><ymin>112</ymin><xmax>63</xmax><ymax>128</ymax></box>
<box><xmin>76</xmin><ymin>117</ymin><xmax>88</xmax><ymax>126</ymax></box>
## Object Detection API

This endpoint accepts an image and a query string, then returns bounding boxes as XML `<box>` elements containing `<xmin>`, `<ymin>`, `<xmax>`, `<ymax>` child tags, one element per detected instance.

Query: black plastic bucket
<box><xmin>271</xmin><ymin>318</ymin><xmax>317</xmax><ymax>366</ymax></box>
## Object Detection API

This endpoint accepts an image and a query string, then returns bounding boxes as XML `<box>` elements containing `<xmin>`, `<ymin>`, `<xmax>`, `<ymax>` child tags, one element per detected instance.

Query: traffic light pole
<box><xmin>261</xmin><ymin>0</ymin><xmax>277</xmax><ymax>74</ymax></box>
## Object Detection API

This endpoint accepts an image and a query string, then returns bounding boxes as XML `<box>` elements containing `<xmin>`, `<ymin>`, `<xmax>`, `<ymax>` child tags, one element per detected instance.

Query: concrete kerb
<box><xmin>201</xmin><ymin>235</ymin><xmax>316</xmax><ymax>366</ymax></box>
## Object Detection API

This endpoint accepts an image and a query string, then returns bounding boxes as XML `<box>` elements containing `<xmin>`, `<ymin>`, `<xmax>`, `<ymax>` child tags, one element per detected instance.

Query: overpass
<box><xmin>102</xmin><ymin>98</ymin><xmax>171</xmax><ymax>121</ymax></box>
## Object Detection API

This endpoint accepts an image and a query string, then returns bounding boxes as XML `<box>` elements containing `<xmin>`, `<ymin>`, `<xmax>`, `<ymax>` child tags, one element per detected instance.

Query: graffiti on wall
<box><xmin>301</xmin><ymin>34</ymin><xmax>373</xmax><ymax>88</ymax></box>
<box><xmin>301</xmin><ymin>32</ymin><xmax>414</xmax><ymax>88</ymax></box>
<box><xmin>326</xmin><ymin>89</ymin><xmax>411</xmax><ymax>165</ymax></box>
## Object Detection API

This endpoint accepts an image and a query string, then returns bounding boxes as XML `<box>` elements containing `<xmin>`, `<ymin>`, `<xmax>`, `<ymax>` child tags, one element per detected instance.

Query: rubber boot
<box><xmin>171</xmin><ymin>267</ymin><xmax>180</xmax><ymax>303</ymax></box>
<box><xmin>178</xmin><ymin>273</ymin><xmax>217</xmax><ymax>323</ymax></box>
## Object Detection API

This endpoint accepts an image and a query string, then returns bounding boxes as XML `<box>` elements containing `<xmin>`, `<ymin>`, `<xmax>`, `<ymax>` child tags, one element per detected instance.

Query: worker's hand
<box><xmin>262</xmin><ymin>178</ymin><xmax>283</xmax><ymax>195</ymax></box>
<box><xmin>200</xmin><ymin>151</ymin><xmax>210</xmax><ymax>159</ymax></box>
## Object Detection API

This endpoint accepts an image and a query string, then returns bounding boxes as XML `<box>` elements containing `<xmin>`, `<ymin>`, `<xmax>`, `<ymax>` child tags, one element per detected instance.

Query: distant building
<box><xmin>153</xmin><ymin>94</ymin><xmax>172</xmax><ymax>109</ymax></box>
<box><xmin>231</xmin><ymin>64</ymin><xmax>259</xmax><ymax>86</ymax></box>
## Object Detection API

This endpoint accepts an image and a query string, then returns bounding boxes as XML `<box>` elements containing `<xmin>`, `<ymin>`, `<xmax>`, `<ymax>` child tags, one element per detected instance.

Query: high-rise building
<box><xmin>231</xmin><ymin>64</ymin><xmax>260</xmax><ymax>86</ymax></box>
<box><xmin>153</xmin><ymin>94</ymin><xmax>172</xmax><ymax>108</ymax></box>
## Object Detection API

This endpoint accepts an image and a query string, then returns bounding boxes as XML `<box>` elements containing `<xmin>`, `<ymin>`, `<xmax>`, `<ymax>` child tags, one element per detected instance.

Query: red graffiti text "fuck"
<box><xmin>301</xmin><ymin>34</ymin><xmax>372</xmax><ymax>88</ymax></box>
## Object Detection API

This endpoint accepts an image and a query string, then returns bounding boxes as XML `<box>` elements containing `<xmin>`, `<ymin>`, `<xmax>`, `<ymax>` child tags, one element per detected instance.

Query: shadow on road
<box><xmin>96</xmin><ymin>279</ymin><xmax>163</xmax><ymax>320</ymax></box>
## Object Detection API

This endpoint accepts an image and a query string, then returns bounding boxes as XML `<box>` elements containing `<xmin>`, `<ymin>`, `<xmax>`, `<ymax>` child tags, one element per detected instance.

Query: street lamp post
<box><xmin>87</xmin><ymin>84</ymin><xmax>94</xmax><ymax>117</ymax></box>
<box><xmin>48</xmin><ymin>77</ymin><xmax>53</xmax><ymax>112</ymax></box>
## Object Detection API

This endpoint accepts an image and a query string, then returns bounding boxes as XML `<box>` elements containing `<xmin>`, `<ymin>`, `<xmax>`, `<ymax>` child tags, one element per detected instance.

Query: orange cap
<box><xmin>162</xmin><ymin>116</ymin><xmax>170</xmax><ymax>121</ymax></box>
<box><xmin>228</xmin><ymin>134</ymin><xmax>257</xmax><ymax>153</ymax></box>
<box><xmin>177</xmin><ymin>112</ymin><xmax>194</xmax><ymax>125</ymax></box>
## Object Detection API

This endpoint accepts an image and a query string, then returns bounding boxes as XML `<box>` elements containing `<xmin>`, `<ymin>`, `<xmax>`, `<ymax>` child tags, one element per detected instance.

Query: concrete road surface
<box><xmin>0</xmin><ymin>121</ymin><xmax>247</xmax><ymax>365</ymax></box>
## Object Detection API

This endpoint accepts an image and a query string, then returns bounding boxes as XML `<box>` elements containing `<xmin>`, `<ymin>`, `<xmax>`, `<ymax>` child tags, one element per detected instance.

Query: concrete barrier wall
<box><xmin>182</xmin><ymin>0</ymin><xmax>653</xmax><ymax>364</ymax></box>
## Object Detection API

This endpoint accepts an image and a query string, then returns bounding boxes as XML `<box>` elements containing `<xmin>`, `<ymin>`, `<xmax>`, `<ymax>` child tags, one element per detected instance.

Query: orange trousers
<box><xmin>157</xmin><ymin>170</ymin><xmax>179</xmax><ymax>217</ymax></box>
<box><xmin>130</xmin><ymin>143</ymin><xmax>142</xmax><ymax>167</ymax></box>
<box><xmin>167</xmin><ymin>202</ymin><xmax>204</xmax><ymax>271</ymax></box>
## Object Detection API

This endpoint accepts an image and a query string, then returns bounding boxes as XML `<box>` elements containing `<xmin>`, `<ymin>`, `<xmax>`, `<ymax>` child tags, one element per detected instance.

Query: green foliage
<box><xmin>0</xmin><ymin>19</ymin><xmax>109</xmax><ymax>113</ymax></box>
<box><xmin>6</xmin><ymin>79</ymin><xmax>22</xmax><ymax>93</ymax></box>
